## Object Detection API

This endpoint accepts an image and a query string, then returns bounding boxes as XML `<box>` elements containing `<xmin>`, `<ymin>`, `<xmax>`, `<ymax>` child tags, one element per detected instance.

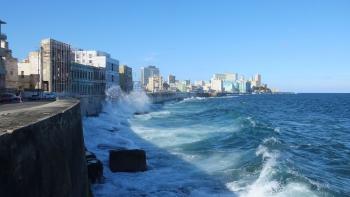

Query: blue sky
<box><xmin>1</xmin><ymin>0</ymin><xmax>350</xmax><ymax>92</ymax></box>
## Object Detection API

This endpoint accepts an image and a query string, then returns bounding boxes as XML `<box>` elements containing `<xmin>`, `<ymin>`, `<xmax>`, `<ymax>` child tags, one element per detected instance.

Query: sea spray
<box><xmin>83</xmin><ymin>93</ymin><xmax>347</xmax><ymax>196</ymax></box>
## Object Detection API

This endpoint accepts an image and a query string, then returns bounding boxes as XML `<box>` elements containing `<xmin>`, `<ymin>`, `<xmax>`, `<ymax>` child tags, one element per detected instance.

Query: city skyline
<box><xmin>1</xmin><ymin>0</ymin><xmax>350</xmax><ymax>93</ymax></box>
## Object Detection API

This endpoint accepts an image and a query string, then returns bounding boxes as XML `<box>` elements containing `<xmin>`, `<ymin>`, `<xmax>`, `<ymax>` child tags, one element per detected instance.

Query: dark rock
<box><xmin>109</xmin><ymin>149</ymin><xmax>147</xmax><ymax>172</ymax></box>
<box><xmin>87</xmin><ymin>158</ymin><xmax>103</xmax><ymax>183</ymax></box>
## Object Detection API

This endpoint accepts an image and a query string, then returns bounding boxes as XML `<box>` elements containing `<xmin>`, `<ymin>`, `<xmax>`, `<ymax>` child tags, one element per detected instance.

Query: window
<box><xmin>89</xmin><ymin>54</ymin><xmax>92</xmax><ymax>58</ymax></box>
<box><xmin>10</xmin><ymin>71</ymin><xmax>13</xmax><ymax>75</ymax></box>
<box><xmin>21</xmin><ymin>71</ymin><xmax>24</xmax><ymax>78</ymax></box>
<box><xmin>89</xmin><ymin>60</ymin><xmax>92</xmax><ymax>63</ymax></box>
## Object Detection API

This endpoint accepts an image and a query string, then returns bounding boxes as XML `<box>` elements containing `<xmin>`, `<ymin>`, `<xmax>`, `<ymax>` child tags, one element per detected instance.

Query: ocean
<box><xmin>83</xmin><ymin>93</ymin><xmax>350</xmax><ymax>197</ymax></box>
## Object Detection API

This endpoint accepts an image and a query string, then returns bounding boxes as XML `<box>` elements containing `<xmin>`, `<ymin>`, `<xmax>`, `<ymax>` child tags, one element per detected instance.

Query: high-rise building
<box><xmin>41</xmin><ymin>39</ymin><xmax>72</xmax><ymax>92</ymax></box>
<box><xmin>119</xmin><ymin>64</ymin><xmax>133</xmax><ymax>93</ymax></box>
<box><xmin>254</xmin><ymin>73</ymin><xmax>261</xmax><ymax>87</ymax></box>
<box><xmin>140</xmin><ymin>65</ymin><xmax>159</xmax><ymax>87</ymax></box>
<box><xmin>168</xmin><ymin>74</ymin><xmax>175</xmax><ymax>84</ymax></box>
<box><xmin>73</xmin><ymin>50</ymin><xmax>119</xmax><ymax>90</ymax></box>
<box><xmin>239</xmin><ymin>80</ymin><xmax>246</xmax><ymax>93</ymax></box>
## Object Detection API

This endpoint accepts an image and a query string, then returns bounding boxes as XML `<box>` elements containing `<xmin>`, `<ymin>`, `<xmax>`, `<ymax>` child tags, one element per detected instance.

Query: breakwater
<box><xmin>0</xmin><ymin>100</ymin><xmax>90</xmax><ymax>197</ymax></box>
<box><xmin>147</xmin><ymin>92</ymin><xmax>193</xmax><ymax>103</ymax></box>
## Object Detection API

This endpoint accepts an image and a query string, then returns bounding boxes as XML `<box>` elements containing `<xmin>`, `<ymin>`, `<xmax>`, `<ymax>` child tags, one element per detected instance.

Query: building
<box><xmin>73</xmin><ymin>50</ymin><xmax>119</xmax><ymax>90</ymax></box>
<box><xmin>225</xmin><ymin>73</ymin><xmax>238</xmax><ymax>81</ymax></box>
<box><xmin>212</xmin><ymin>73</ymin><xmax>237</xmax><ymax>82</ymax></box>
<box><xmin>18</xmin><ymin>73</ymin><xmax>39</xmax><ymax>90</ymax></box>
<box><xmin>41</xmin><ymin>38</ymin><xmax>72</xmax><ymax>92</ymax></box>
<box><xmin>246</xmin><ymin>81</ymin><xmax>252</xmax><ymax>93</ymax></box>
<box><xmin>70</xmin><ymin>62</ymin><xmax>105</xmax><ymax>96</ymax></box>
<box><xmin>147</xmin><ymin>75</ymin><xmax>162</xmax><ymax>92</ymax></box>
<box><xmin>253</xmin><ymin>73</ymin><xmax>261</xmax><ymax>87</ymax></box>
<box><xmin>238</xmin><ymin>80</ymin><xmax>251</xmax><ymax>93</ymax></box>
<box><xmin>0</xmin><ymin>20</ymin><xmax>18</xmax><ymax>90</ymax></box>
<box><xmin>223</xmin><ymin>81</ymin><xmax>234</xmax><ymax>93</ymax></box>
<box><xmin>184</xmin><ymin>80</ymin><xmax>191</xmax><ymax>86</ymax></box>
<box><xmin>119</xmin><ymin>64</ymin><xmax>133</xmax><ymax>93</ymax></box>
<box><xmin>175</xmin><ymin>81</ymin><xmax>187</xmax><ymax>92</ymax></box>
<box><xmin>211</xmin><ymin>79</ymin><xmax>223</xmax><ymax>92</ymax></box>
<box><xmin>168</xmin><ymin>74</ymin><xmax>175</xmax><ymax>84</ymax></box>
<box><xmin>195</xmin><ymin>80</ymin><xmax>205</xmax><ymax>87</ymax></box>
<box><xmin>140</xmin><ymin>65</ymin><xmax>159</xmax><ymax>87</ymax></box>
<box><xmin>17</xmin><ymin>51</ymin><xmax>41</xmax><ymax>90</ymax></box>
<box><xmin>0</xmin><ymin>20</ymin><xmax>7</xmax><ymax>90</ymax></box>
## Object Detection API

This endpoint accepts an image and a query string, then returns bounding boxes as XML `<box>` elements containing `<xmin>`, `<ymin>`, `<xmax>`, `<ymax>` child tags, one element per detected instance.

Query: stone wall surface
<box><xmin>0</xmin><ymin>100</ymin><xmax>89</xmax><ymax>197</ymax></box>
<box><xmin>79</xmin><ymin>95</ymin><xmax>105</xmax><ymax>116</ymax></box>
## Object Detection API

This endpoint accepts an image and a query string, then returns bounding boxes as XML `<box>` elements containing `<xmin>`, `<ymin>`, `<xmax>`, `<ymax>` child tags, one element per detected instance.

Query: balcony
<box><xmin>0</xmin><ymin>48</ymin><xmax>9</xmax><ymax>57</ymax></box>
<box><xmin>0</xmin><ymin>33</ymin><xmax>6</xmax><ymax>40</ymax></box>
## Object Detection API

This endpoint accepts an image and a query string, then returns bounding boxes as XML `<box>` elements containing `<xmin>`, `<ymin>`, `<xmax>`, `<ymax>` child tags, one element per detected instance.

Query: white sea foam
<box><xmin>84</xmin><ymin>88</ymin><xmax>237</xmax><ymax>196</ymax></box>
<box><xmin>225</xmin><ymin>140</ymin><xmax>319</xmax><ymax>197</ymax></box>
<box><xmin>84</xmin><ymin>87</ymin><xmax>319</xmax><ymax>197</ymax></box>
<box><xmin>180</xmin><ymin>96</ymin><xmax>207</xmax><ymax>103</ymax></box>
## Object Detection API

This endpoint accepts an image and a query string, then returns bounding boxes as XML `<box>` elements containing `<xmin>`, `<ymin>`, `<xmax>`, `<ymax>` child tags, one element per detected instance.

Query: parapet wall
<box><xmin>79</xmin><ymin>95</ymin><xmax>105</xmax><ymax>116</ymax></box>
<box><xmin>0</xmin><ymin>100</ymin><xmax>89</xmax><ymax>197</ymax></box>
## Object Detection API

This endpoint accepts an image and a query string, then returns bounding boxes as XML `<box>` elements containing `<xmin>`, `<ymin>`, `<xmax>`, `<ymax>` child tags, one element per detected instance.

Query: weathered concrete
<box><xmin>0</xmin><ymin>99</ymin><xmax>90</xmax><ymax>197</ymax></box>
<box><xmin>79</xmin><ymin>95</ymin><xmax>105</xmax><ymax>116</ymax></box>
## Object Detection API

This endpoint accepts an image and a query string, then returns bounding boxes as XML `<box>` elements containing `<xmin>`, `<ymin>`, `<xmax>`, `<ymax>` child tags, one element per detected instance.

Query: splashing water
<box><xmin>83</xmin><ymin>93</ymin><xmax>350</xmax><ymax>197</ymax></box>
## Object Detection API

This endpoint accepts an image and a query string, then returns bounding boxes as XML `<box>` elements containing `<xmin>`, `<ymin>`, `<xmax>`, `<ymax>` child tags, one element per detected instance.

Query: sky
<box><xmin>1</xmin><ymin>0</ymin><xmax>350</xmax><ymax>93</ymax></box>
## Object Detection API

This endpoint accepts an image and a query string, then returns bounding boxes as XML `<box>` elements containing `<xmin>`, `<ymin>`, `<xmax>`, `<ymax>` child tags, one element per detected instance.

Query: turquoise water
<box><xmin>84</xmin><ymin>93</ymin><xmax>350</xmax><ymax>197</ymax></box>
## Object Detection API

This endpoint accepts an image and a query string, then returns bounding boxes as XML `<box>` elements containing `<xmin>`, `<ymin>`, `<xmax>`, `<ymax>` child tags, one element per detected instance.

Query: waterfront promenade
<box><xmin>0</xmin><ymin>101</ymin><xmax>52</xmax><ymax>115</ymax></box>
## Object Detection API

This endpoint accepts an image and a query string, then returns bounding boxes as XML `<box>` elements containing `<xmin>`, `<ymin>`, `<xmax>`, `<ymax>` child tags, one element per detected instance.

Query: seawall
<box><xmin>147</xmin><ymin>92</ymin><xmax>193</xmax><ymax>103</ymax></box>
<box><xmin>0</xmin><ymin>100</ymin><xmax>90</xmax><ymax>197</ymax></box>
<box><xmin>79</xmin><ymin>95</ymin><xmax>105</xmax><ymax>116</ymax></box>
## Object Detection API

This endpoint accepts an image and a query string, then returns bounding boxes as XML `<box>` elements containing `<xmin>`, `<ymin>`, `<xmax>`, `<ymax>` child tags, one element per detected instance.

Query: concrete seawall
<box><xmin>79</xmin><ymin>95</ymin><xmax>105</xmax><ymax>116</ymax></box>
<box><xmin>0</xmin><ymin>100</ymin><xmax>90</xmax><ymax>197</ymax></box>
<box><xmin>147</xmin><ymin>92</ymin><xmax>193</xmax><ymax>103</ymax></box>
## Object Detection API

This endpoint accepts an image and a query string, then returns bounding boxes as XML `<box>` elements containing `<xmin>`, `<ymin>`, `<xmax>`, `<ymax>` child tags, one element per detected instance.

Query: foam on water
<box><xmin>83</xmin><ymin>91</ymin><xmax>338</xmax><ymax>197</ymax></box>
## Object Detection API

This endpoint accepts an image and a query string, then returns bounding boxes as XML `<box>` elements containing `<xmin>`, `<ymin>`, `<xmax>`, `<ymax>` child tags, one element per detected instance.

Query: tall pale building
<box><xmin>140</xmin><ymin>65</ymin><xmax>159</xmax><ymax>87</ymax></box>
<box><xmin>41</xmin><ymin>39</ymin><xmax>71</xmax><ymax>92</ymax></box>
<box><xmin>211</xmin><ymin>79</ymin><xmax>223</xmax><ymax>92</ymax></box>
<box><xmin>254</xmin><ymin>73</ymin><xmax>261</xmax><ymax>87</ymax></box>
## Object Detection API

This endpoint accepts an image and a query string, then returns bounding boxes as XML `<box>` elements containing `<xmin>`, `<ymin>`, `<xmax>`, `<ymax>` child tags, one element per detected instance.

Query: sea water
<box><xmin>83</xmin><ymin>93</ymin><xmax>350</xmax><ymax>197</ymax></box>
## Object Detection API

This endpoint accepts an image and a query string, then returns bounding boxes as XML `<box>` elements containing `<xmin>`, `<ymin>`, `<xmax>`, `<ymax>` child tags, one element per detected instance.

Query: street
<box><xmin>0</xmin><ymin>101</ymin><xmax>53</xmax><ymax>114</ymax></box>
